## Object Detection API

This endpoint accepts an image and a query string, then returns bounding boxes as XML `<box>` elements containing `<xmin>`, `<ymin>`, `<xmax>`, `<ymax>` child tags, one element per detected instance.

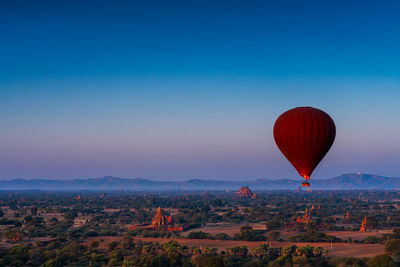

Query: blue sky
<box><xmin>0</xmin><ymin>1</ymin><xmax>399</xmax><ymax>180</ymax></box>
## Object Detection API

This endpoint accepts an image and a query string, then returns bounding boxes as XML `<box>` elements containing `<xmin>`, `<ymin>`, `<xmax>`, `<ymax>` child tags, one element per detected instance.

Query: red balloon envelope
<box><xmin>273</xmin><ymin>107</ymin><xmax>336</xmax><ymax>183</ymax></box>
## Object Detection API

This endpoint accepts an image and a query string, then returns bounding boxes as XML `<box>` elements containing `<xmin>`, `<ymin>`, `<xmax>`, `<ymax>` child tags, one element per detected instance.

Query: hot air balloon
<box><xmin>273</xmin><ymin>107</ymin><xmax>336</xmax><ymax>187</ymax></box>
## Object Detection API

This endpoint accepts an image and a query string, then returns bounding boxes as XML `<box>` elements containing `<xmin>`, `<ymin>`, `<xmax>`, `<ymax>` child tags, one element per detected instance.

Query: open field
<box><xmin>86</xmin><ymin>236</ymin><xmax>385</xmax><ymax>258</ymax></box>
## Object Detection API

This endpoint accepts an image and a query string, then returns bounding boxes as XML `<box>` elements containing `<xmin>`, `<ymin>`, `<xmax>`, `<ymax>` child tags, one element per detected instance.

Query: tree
<box><xmin>204</xmin><ymin>247</ymin><xmax>218</xmax><ymax>256</ymax></box>
<box><xmin>191</xmin><ymin>246</ymin><xmax>201</xmax><ymax>255</ymax></box>
<box><xmin>121</xmin><ymin>235</ymin><xmax>134</xmax><ymax>249</ymax></box>
<box><xmin>314</xmin><ymin>247</ymin><xmax>324</xmax><ymax>257</ymax></box>
<box><xmin>385</xmin><ymin>239</ymin><xmax>400</xmax><ymax>258</ymax></box>
<box><xmin>368</xmin><ymin>254</ymin><xmax>397</xmax><ymax>267</ymax></box>
<box><xmin>295</xmin><ymin>246</ymin><xmax>314</xmax><ymax>257</ymax></box>
<box><xmin>252</xmin><ymin>244</ymin><xmax>270</xmax><ymax>259</ymax></box>
<box><xmin>30</xmin><ymin>207</ymin><xmax>38</xmax><ymax>216</ymax></box>
<box><xmin>269</xmin><ymin>231</ymin><xmax>281</xmax><ymax>241</ymax></box>
<box><xmin>63</xmin><ymin>211</ymin><xmax>78</xmax><ymax>222</ymax></box>
<box><xmin>281</xmin><ymin>245</ymin><xmax>297</xmax><ymax>257</ymax></box>
<box><xmin>234</xmin><ymin>226</ymin><xmax>266</xmax><ymax>241</ymax></box>
<box><xmin>188</xmin><ymin>231</ymin><xmax>210</xmax><ymax>239</ymax></box>
<box><xmin>108</xmin><ymin>241</ymin><xmax>120</xmax><ymax>251</ymax></box>
<box><xmin>162</xmin><ymin>240</ymin><xmax>184</xmax><ymax>254</ymax></box>
<box><xmin>193</xmin><ymin>254</ymin><xmax>223</xmax><ymax>267</ymax></box>
<box><xmin>265</xmin><ymin>215</ymin><xmax>283</xmax><ymax>230</ymax></box>
<box><xmin>229</xmin><ymin>246</ymin><xmax>248</xmax><ymax>257</ymax></box>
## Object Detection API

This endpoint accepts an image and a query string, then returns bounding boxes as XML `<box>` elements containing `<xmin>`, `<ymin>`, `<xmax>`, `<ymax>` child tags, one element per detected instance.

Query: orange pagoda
<box><xmin>360</xmin><ymin>215</ymin><xmax>367</xmax><ymax>232</ymax></box>
<box><xmin>235</xmin><ymin>186</ymin><xmax>256</xmax><ymax>199</ymax></box>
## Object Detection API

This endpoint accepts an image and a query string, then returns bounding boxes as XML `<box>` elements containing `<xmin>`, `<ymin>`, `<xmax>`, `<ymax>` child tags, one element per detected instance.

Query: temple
<box><xmin>235</xmin><ymin>186</ymin><xmax>256</xmax><ymax>199</ymax></box>
<box><xmin>129</xmin><ymin>207</ymin><xmax>183</xmax><ymax>231</ymax></box>
<box><xmin>151</xmin><ymin>207</ymin><xmax>182</xmax><ymax>231</ymax></box>
<box><xmin>152</xmin><ymin>207</ymin><xmax>172</xmax><ymax>229</ymax></box>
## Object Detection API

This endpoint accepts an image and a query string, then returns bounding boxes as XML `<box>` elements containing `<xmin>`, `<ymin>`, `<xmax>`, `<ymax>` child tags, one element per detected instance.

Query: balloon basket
<box><xmin>302</xmin><ymin>181</ymin><xmax>310</xmax><ymax>187</ymax></box>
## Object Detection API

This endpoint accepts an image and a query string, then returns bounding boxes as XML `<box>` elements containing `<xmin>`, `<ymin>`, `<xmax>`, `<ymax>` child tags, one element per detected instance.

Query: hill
<box><xmin>0</xmin><ymin>173</ymin><xmax>399</xmax><ymax>191</ymax></box>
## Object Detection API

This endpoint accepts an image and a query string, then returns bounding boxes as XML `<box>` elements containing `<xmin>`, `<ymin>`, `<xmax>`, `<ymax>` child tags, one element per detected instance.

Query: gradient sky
<box><xmin>1</xmin><ymin>1</ymin><xmax>400</xmax><ymax>180</ymax></box>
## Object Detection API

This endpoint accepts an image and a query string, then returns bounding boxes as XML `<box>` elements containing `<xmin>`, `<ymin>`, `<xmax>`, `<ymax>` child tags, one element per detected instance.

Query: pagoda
<box><xmin>12</xmin><ymin>229</ymin><xmax>22</xmax><ymax>241</ymax></box>
<box><xmin>360</xmin><ymin>215</ymin><xmax>367</xmax><ymax>232</ymax></box>
<box><xmin>296</xmin><ymin>208</ymin><xmax>311</xmax><ymax>224</ymax></box>
<box><xmin>235</xmin><ymin>186</ymin><xmax>256</xmax><ymax>198</ymax></box>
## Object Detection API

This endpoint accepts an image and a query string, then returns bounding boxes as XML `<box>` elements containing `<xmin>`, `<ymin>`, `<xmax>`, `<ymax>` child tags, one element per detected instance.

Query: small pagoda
<box><xmin>235</xmin><ymin>186</ymin><xmax>256</xmax><ymax>199</ymax></box>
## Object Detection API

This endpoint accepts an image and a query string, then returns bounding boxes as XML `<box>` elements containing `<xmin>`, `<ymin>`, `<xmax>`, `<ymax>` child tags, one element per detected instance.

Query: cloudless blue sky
<box><xmin>0</xmin><ymin>0</ymin><xmax>399</xmax><ymax>180</ymax></box>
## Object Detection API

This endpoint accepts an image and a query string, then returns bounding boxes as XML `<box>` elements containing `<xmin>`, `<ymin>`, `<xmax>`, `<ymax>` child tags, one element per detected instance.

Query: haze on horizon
<box><xmin>1</xmin><ymin>1</ymin><xmax>400</xmax><ymax>181</ymax></box>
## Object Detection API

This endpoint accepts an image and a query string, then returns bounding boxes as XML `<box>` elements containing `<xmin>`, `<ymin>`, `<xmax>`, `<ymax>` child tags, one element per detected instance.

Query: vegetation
<box><xmin>0</xmin><ymin>190</ymin><xmax>399</xmax><ymax>266</ymax></box>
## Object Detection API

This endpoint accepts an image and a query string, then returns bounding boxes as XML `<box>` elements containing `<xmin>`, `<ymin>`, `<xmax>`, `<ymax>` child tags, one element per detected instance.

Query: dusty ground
<box><xmin>86</xmin><ymin>236</ymin><xmax>385</xmax><ymax>258</ymax></box>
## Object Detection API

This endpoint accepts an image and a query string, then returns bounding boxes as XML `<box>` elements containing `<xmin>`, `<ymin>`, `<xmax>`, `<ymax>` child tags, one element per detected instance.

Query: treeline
<box><xmin>0</xmin><ymin>237</ymin><xmax>399</xmax><ymax>267</ymax></box>
<box><xmin>188</xmin><ymin>225</ymin><xmax>266</xmax><ymax>241</ymax></box>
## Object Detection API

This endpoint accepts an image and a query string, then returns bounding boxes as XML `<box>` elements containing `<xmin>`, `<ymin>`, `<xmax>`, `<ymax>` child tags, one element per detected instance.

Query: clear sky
<box><xmin>1</xmin><ymin>1</ymin><xmax>399</xmax><ymax>180</ymax></box>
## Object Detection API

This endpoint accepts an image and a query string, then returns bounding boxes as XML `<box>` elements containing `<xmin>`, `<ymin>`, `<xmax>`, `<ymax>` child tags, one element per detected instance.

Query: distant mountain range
<box><xmin>0</xmin><ymin>173</ymin><xmax>399</xmax><ymax>191</ymax></box>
